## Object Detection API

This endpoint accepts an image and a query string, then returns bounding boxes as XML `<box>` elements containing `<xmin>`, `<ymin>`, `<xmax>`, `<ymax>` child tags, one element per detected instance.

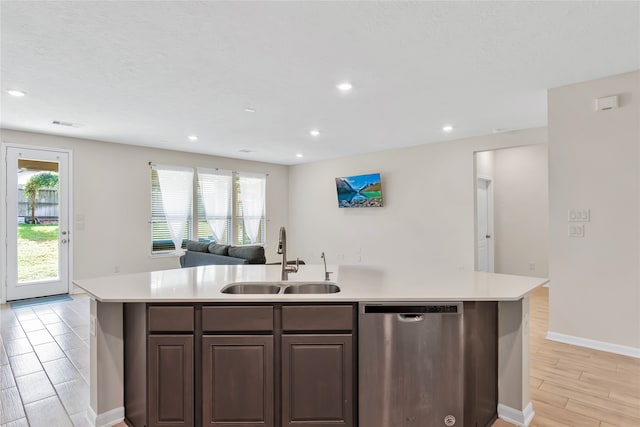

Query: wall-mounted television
<box><xmin>335</xmin><ymin>173</ymin><xmax>383</xmax><ymax>208</ymax></box>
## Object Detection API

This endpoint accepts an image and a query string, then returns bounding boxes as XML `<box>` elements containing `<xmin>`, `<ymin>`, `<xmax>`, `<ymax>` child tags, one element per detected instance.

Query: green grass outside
<box><xmin>17</xmin><ymin>224</ymin><xmax>59</xmax><ymax>282</ymax></box>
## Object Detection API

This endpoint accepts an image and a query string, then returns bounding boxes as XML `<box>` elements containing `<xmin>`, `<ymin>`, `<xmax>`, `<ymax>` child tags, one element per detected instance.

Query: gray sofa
<box><xmin>179</xmin><ymin>241</ymin><xmax>267</xmax><ymax>268</ymax></box>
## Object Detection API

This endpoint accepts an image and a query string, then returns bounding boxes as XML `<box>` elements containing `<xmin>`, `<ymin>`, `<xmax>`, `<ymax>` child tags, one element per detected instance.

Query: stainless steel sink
<box><xmin>283</xmin><ymin>283</ymin><xmax>341</xmax><ymax>294</ymax></box>
<box><xmin>221</xmin><ymin>283</ymin><xmax>282</xmax><ymax>294</ymax></box>
<box><xmin>221</xmin><ymin>282</ymin><xmax>341</xmax><ymax>294</ymax></box>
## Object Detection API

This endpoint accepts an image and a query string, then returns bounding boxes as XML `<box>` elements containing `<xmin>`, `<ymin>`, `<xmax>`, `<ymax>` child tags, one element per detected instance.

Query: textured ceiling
<box><xmin>1</xmin><ymin>1</ymin><xmax>638</xmax><ymax>165</ymax></box>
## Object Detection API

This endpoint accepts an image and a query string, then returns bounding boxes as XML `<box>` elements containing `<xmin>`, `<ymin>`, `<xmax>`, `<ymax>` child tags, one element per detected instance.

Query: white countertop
<box><xmin>73</xmin><ymin>264</ymin><xmax>548</xmax><ymax>303</ymax></box>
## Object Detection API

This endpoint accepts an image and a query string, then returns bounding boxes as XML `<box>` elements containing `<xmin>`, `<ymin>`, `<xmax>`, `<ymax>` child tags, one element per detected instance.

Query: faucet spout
<box><xmin>277</xmin><ymin>226</ymin><xmax>286</xmax><ymax>255</ymax></box>
<box><xmin>278</xmin><ymin>226</ymin><xmax>298</xmax><ymax>280</ymax></box>
<box><xmin>321</xmin><ymin>252</ymin><xmax>333</xmax><ymax>281</ymax></box>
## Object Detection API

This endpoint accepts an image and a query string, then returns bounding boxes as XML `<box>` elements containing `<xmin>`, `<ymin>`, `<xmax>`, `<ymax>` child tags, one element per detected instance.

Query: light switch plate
<box><xmin>568</xmin><ymin>209</ymin><xmax>590</xmax><ymax>222</ymax></box>
<box><xmin>568</xmin><ymin>224</ymin><xmax>585</xmax><ymax>237</ymax></box>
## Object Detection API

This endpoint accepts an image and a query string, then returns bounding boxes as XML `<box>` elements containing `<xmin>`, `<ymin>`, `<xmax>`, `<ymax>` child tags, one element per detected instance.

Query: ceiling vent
<box><xmin>52</xmin><ymin>120</ymin><xmax>83</xmax><ymax>128</ymax></box>
<box><xmin>238</xmin><ymin>149</ymin><xmax>254</xmax><ymax>153</ymax></box>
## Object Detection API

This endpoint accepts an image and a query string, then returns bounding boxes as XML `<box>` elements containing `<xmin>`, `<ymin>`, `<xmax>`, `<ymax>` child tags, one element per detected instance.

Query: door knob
<box><xmin>486</xmin><ymin>235</ymin><xmax>491</xmax><ymax>238</ymax></box>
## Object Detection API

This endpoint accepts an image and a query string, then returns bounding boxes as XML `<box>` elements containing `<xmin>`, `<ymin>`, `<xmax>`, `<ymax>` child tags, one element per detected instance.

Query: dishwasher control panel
<box><xmin>363</xmin><ymin>304</ymin><xmax>460</xmax><ymax>314</ymax></box>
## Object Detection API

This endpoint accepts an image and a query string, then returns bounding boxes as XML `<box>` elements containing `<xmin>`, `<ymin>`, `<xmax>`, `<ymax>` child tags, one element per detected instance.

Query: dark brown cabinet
<box><xmin>124</xmin><ymin>303</ymin><xmax>355</xmax><ymax>427</ymax></box>
<box><xmin>280</xmin><ymin>305</ymin><xmax>355</xmax><ymax>427</ymax></box>
<box><xmin>148</xmin><ymin>335</ymin><xmax>194</xmax><ymax>427</ymax></box>
<box><xmin>202</xmin><ymin>335</ymin><xmax>274</xmax><ymax>426</ymax></box>
<box><xmin>281</xmin><ymin>334</ymin><xmax>353</xmax><ymax>426</ymax></box>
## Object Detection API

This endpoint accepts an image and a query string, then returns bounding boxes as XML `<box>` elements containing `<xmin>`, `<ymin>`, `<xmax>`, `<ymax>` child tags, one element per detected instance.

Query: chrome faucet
<box><xmin>277</xmin><ymin>226</ymin><xmax>298</xmax><ymax>280</ymax></box>
<box><xmin>321</xmin><ymin>252</ymin><xmax>333</xmax><ymax>281</ymax></box>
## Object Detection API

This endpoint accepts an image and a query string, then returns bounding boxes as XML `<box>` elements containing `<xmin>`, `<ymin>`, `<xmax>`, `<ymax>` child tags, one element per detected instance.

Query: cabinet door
<box><xmin>281</xmin><ymin>334</ymin><xmax>353</xmax><ymax>427</ymax></box>
<box><xmin>202</xmin><ymin>335</ymin><xmax>274</xmax><ymax>427</ymax></box>
<box><xmin>148</xmin><ymin>335</ymin><xmax>194</xmax><ymax>427</ymax></box>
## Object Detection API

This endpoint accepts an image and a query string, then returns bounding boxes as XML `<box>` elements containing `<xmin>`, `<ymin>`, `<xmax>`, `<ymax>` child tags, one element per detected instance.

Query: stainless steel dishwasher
<box><xmin>359</xmin><ymin>302</ymin><xmax>464</xmax><ymax>427</ymax></box>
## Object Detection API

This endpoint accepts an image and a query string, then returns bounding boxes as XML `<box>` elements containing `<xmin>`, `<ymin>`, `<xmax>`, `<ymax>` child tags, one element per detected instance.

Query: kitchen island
<box><xmin>74</xmin><ymin>264</ymin><xmax>547</xmax><ymax>427</ymax></box>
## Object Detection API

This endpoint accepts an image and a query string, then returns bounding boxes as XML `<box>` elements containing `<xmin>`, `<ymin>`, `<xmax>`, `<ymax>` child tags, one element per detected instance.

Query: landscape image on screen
<box><xmin>335</xmin><ymin>173</ymin><xmax>383</xmax><ymax>208</ymax></box>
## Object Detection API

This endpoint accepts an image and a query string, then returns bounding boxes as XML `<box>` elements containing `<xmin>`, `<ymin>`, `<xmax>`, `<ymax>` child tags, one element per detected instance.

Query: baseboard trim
<box><xmin>498</xmin><ymin>402</ymin><xmax>535</xmax><ymax>427</ymax></box>
<box><xmin>547</xmin><ymin>331</ymin><xmax>640</xmax><ymax>359</ymax></box>
<box><xmin>86</xmin><ymin>406</ymin><xmax>124</xmax><ymax>427</ymax></box>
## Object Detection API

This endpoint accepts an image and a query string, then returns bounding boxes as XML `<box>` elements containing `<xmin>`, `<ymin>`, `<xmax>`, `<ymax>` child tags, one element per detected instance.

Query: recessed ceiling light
<box><xmin>7</xmin><ymin>89</ymin><xmax>26</xmax><ymax>97</ymax></box>
<box><xmin>244</xmin><ymin>107</ymin><xmax>256</xmax><ymax>113</ymax></box>
<box><xmin>336</xmin><ymin>82</ymin><xmax>353</xmax><ymax>92</ymax></box>
<box><xmin>309</xmin><ymin>129</ymin><xmax>320</xmax><ymax>137</ymax></box>
<box><xmin>239</xmin><ymin>149</ymin><xmax>254</xmax><ymax>153</ymax></box>
<box><xmin>442</xmin><ymin>125</ymin><xmax>454</xmax><ymax>132</ymax></box>
<box><xmin>296</xmin><ymin>153</ymin><xmax>304</xmax><ymax>158</ymax></box>
<box><xmin>188</xmin><ymin>135</ymin><xmax>198</xmax><ymax>141</ymax></box>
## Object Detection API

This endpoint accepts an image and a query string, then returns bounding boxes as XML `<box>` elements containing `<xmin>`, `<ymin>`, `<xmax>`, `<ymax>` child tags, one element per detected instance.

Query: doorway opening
<box><xmin>474</xmin><ymin>145</ymin><xmax>549</xmax><ymax>277</ymax></box>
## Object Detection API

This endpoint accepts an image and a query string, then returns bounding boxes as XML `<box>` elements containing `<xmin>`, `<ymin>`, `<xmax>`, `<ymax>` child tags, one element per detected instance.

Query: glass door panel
<box><xmin>17</xmin><ymin>159</ymin><xmax>60</xmax><ymax>283</ymax></box>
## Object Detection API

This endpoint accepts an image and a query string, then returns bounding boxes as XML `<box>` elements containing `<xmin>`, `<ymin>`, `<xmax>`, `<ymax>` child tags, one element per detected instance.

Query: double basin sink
<box><xmin>222</xmin><ymin>282</ymin><xmax>340</xmax><ymax>295</ymax></box>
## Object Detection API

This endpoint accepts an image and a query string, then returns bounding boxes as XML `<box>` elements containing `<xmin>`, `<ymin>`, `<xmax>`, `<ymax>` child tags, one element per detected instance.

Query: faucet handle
<box><xmin>294</xmin><ymin>258</ymin><xmax>300</xmax><ymax>272</ymax></box>
<box><xmin>325</xmin><ymin>271</ymin><xmax>333</xmax><ymax>281</ymax></box>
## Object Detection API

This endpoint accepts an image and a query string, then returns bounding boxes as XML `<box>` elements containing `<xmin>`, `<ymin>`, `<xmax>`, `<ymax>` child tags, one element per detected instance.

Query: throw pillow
<box><xmin>208</xmin><ymin>243</ymin><xmax>230</xmax><ymax>256</ymax></box>
<box><xmin>186</xmin><ymin>241</ymin><xmax>209</xmax><ymax>252</ymax></box>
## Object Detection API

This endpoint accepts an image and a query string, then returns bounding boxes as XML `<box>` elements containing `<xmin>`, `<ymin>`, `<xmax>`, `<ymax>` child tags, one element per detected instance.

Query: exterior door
<box><xmin>476</xmin><ymin>178</ymin><xmax>494</xmax><ymax>272</ymax></box>
<box><xmin>4</xmin><ymin>146</ymin><xmax>71</xmax><ymax>301</ymax></box>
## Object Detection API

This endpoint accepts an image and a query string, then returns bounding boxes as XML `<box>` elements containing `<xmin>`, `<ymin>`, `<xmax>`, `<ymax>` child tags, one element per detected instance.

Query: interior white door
<box><xmin>476</xmin><ymin>178</ymin><xmax>494</xmax><ymax>272</ymax></box>
<box><xmin>5</xmin><ymin>146</ymin><xmax>70</xmax><ymax>301</ymax></box>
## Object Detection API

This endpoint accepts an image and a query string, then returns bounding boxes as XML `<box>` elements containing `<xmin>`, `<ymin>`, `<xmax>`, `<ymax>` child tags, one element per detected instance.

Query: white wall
<box><xmin>493</xmin><ymin>145</ymin><xmax>549</xmax><ymax>277</ymax></box>
<box><xmin>548</xmin><ymin>70</ymin><xmax>640</xmax><ymax>350</ymax></box>
<box><xmin>288</xmin><ymin>127</ymin><xmax>547</xmax><ymax>271</ymax></box>
<box><xmin>1</xmin><ymin>129</ymin><xmax>289</xmax><ymax>290</ymax></box>
<box><xmin>475</xmin><ymin>150</ymin><xmax>495</xmax><ymax>179</ymax></box>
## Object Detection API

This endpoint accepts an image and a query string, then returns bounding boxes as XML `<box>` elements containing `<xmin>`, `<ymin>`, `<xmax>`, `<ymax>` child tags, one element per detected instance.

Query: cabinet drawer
<box><xmin>282</xmin><ymin>305</ymin><xmax>353</xmax><ymax>331</ymax></box>
<box><xmin>148</xmin><ymin>306</ymin><xmax>194</xmax><ymax>332</ymax></box>
<box><xmin>203</xmin><ymin>306</ymin><xmax>274</xmax><ymax>332</ymax></box>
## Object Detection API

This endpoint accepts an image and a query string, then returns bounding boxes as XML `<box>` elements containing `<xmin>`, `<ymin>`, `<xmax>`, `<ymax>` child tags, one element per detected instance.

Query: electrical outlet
<box><xmin>90</xmin><ymin>315</ymin><xmax>97</xmax><ymax>337</ymax></box>
<box><xmin>568</xmin><ymin>224</ymin><xmax>585</xmax><ymax>237</ymax></box>
<box><xmin>529</xmin><ymin>262</ymin><xmax>536</xmax><ymax>271</ymax></box>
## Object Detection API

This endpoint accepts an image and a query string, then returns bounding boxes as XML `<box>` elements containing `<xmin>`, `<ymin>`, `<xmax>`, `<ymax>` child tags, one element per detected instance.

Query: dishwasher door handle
<box><xmin>398</xmin><ymin>313</ymin><xmax>424</xmax><ymax>322</ymax></box>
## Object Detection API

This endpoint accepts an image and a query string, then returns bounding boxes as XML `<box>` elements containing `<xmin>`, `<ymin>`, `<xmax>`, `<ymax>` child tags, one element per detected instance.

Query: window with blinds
<box><xmin>151</xmin><ymin>166</ymin><xmax>266</xmax><ymax>254</ymax></box>
<box><xmin>151</xmin><ymin>168</ymin><xmax>191</xmax><ymax>253</ymax></box>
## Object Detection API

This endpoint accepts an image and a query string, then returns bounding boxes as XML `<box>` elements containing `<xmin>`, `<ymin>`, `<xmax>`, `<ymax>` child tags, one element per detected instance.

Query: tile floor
<box><xmin>1</xmin><ymin>294</ymin><xmax>91</xmax><ymax>427</ymax></box>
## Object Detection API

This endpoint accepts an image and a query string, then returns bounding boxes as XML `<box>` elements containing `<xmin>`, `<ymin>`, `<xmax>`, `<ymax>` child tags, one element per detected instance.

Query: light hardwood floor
<box><xmin>2</xmin><ymin>287</ymin><xmax>639</xmax><ymax>426</ymax></box>
<box><xmin>493</xmin><ymin>287</ymin><xmax>640</xmax><ymax>427</ymax></box>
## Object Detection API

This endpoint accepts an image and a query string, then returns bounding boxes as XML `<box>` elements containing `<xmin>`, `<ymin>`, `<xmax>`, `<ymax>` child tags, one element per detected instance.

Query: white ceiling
<box><xmin>1</xmin><ymin>1</ymin><xmax>638</xmax><ymax>165</ymax></box>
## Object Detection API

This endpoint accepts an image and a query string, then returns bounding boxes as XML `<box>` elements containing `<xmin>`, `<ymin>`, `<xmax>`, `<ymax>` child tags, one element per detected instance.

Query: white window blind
<box><xmin>238</xmin><ymin>172</ymin><xmax>266</xmax><ymax>244</ymax></box>
<box><xmin>153</xmin><ymin>165</ymin><xmax>193</xmax><ymax>254</ymax></box>
<box><xmin>197</xmin><ymin>168</ymin><xmax>232</xmax><ymax>244</ymax></box>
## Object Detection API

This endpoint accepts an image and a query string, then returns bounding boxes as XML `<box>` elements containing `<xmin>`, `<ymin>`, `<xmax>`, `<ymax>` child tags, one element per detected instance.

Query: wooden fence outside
<box><xmin>17</xmin><ymin>187</ymin><xmax>59</xmax><ymax>219</ymax></box>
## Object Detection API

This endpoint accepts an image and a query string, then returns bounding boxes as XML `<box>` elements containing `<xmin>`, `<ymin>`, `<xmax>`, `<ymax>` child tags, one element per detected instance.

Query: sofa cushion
<box><xmin>186</xmin><ymin>240</ymin><xmax>209</xmax><ymax>252</ymax></box>
<box><xmin>208</xmin><ymin>243</ymin><xmax>230</xmax><ymax>256</ymax></box>
<box><xmin>228</xmin><ymin>245</ymin><xmax>266</xmax><ymax>264</ymax></box>
<box><xmin>179</xmin><ymin>251</ymin><xmax>247</xmax><ymax>268</ymax></box>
